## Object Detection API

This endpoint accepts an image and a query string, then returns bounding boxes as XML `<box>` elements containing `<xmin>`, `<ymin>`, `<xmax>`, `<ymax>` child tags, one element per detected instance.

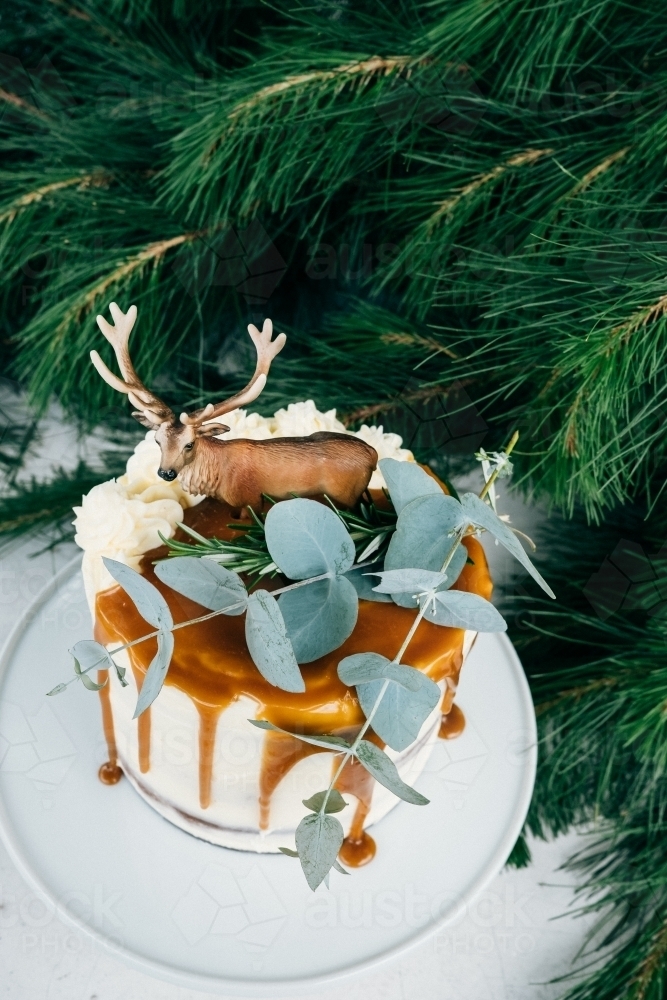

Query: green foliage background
<box><xmin>2</xmin><ymin>1</ymin><xmax>667</xmax><ymax>995</ymax></box>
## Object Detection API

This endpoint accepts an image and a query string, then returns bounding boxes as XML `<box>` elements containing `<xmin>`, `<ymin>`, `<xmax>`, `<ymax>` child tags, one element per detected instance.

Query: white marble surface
<box><xmin>0</xmin><ymin>403</ymin><xmax>599</xmax><ymax>999</ymax></box>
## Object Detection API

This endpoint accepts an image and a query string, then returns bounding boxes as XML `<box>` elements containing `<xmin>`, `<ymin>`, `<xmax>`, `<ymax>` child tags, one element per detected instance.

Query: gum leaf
<box><xmin>133</xmin><ymin>629</ymin><xmax>174</xmax><ymax>718</ymax></box>
<box><xmin>386</xmin><ymin>537</ymin><xmax>468</xmax><ymax>610</ymax></box>
<box><xmin>354</xmin><ymin>669</ymin><xmax>441</xmax><ymax>752</ymax></box>
<box><xmin>302</xmin><ymin>789</ymin><xmax>348</xmax><ymax>813</ymax></box>
<box><xmin>370</xmin><ymin>568</ymin><xmax>449</xmax><ymax>594</ymax></box>
<box><xmin>422</xmin><ymin>590</ymin><xmax>508</xmax><ymax>631</ymax></box>
<box><xmin>378</xmin><ymin>458</ymin><xmax>443</xmax><ymax>513</ymax></box>
<box><xmin>459</xmin><ymin>492</ymin><xmax>556</xmax><ymax>599</ymax></box>
<box><xmin>155</xmin><ymin>557</ymin><xmax>247</xmax><ymax>614</ymax></box>
<box><xmin>103</xmin><ymin>557</ymin><xmax>173</xmax><ymax>631</ymax></box>
<box><xmin>384</xmin><ymin>494</ymin><xmax>467</xmax><ymax>574</ymax></box>
<box><xmin>279</xmin><ymin>576</ymin><xmax>358</xmax><ymax>663</ymax></box>
<box><xmin>73</xmin><ymin>657</ymin><xmax>107</xmax><ymax>691</ymax></box>
<box><xmin>245</xmin><ymin>590</ymin><xmax>305</xmax><ymax>692</ymax></box>
<box><xmin>265</xmin><ymin>498</ymin><xmax>355</xmax><ymax>579</ymax></box>
<box><xmin>355</xmin><ymin>740</ymin><xmax>430</xmax><ymax>804</ymax></box>
<box><xmin>346</xmin><ymin>562</ymin><xmax>392</xmax><ymax>603</ymax></box>
<box><xmin>295</xmin><ymin>811</ymin><xmax>345</xmax><ymax>891</ymax></box>
<box><xmin>248</xmin><ymin>719</ymin><xmax>352</xmax><ymax>751</ymax></box>
<box><xmin>337</xmin><ymin>652</ymin><xmax>421</xmax><ymax>692</ymax></box>
<box><xmin>69</xmin><ymin>639</ymin><xmax>127</xmax><ymax>687</ymax></box>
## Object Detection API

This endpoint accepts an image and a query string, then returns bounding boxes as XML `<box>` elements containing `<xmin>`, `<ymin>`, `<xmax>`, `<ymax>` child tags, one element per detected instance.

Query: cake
<box><xmin>62</xmin><ymin>301</ymin><xmax>533</xmax><ymax>889</ymax></box>
<box><xmin>73</xmin><ymin>403</ymin><xmax>492</xmax><ymax>868</ymax></box>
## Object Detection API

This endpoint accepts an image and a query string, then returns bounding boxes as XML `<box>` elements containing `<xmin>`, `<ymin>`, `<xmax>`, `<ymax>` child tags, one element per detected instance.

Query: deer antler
<box><xmin>90</xmin><ymin>303</ymin><xmax>174</xmax><ymax>426</ymax></box>
<box><xmin>181</xmin><ymin>318</ymin><xmax>286</xmax><ymax>427</ymax></box>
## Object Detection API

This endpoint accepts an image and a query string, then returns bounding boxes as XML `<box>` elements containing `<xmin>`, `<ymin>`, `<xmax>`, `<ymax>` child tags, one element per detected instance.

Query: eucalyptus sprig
<box><xmin>51</xmin><ymin>441</ymin><xmax>554</xmax><ymax>891</ymax></box>
<box><xmin>160</xmin><ymin>492</ymin><xmax>398</xmax><ymax>583</ymax></box>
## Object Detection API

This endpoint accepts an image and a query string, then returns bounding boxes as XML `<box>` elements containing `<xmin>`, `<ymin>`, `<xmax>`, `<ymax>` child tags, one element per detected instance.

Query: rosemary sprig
<box><xmin>160</xmin><ymin>494</ymin><xmax>399</xmax><ymax>583</ymax></box>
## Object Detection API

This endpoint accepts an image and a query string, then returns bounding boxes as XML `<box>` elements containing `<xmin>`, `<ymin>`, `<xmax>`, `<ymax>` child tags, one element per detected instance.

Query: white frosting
<box><xmin>73</xmin><ymin>433</ymin><xmax>203</xmax><ymax>610</ymax></box>
<box><xmin>74</xmin><ymin>402</ymin><xmax>415</xmax><ymax>609</ymax></box>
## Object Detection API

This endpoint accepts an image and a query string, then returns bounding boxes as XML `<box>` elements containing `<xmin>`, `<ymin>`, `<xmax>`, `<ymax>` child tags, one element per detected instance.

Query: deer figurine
<box><xmin>90</xmin><ymin>303</ymin><xmax>378</xmax><ymax>514</ymax></box>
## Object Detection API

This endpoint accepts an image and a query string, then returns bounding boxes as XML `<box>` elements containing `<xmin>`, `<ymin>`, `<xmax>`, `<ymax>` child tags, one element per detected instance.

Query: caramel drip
<box><xmin>440</xmin><ymin>678</ymin><xmax>456</xmax><ymax>716</ymax></box>
<box><xmin>129</xmin><ymin>664</ymin><xmax>151</xmax><ymax>773</ymax></box>
<box><xmin>198</xmin><ymin>707</ymin><xmax>222</xmax><ymax>809</ymax></box>
<box><xmin>334</xmin><ymin>754</ymin><xmax>377</xmax><ymax>868</ymax></box>
<box><xmin>97</xmin><ymin>671</ymin><xmax>122</xmax><ymax>784</ymax></box>
<box><xmin>94</xmin><ymin>621</ymin><xmax>122</xmax><ymax>784</ymax></box>
<box><xmin>438</xmin><ymin>670</ymin><xmax>466</xmax><ymax>740</ymax></box>
<box><xmin>258</xmin><ymin>729</ymin><xmax>327</xmax><ymax>829</ymax></box>
<box><xmin>94</xmin><ymin>493</ymin><xmax>492</xmax><ymax>832</ymax></box>
<box><xmin>439</xmin><ymin>703</ymin><xmax>466</xmax><ymax>740</ymax></box>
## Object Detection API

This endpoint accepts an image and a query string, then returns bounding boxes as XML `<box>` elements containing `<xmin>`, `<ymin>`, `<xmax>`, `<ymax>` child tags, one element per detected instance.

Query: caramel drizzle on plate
<box><xmin>95</xmin><ymin>494</ymin><xmax>492</xmax><ymax>864</ymax></box>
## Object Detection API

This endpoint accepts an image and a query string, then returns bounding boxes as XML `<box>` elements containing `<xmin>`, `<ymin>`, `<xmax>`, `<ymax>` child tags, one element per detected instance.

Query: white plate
<box><xmin>0</xmin><ymin>556</ymin><xmax>536</xmax><ymax>995</ymax></box>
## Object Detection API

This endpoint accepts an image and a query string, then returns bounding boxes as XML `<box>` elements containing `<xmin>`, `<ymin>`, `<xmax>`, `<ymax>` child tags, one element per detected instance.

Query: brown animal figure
<box><xmin>91</xmin><ymin>303</ymin><xmax>377</xmax><ymax>514</ymax></box>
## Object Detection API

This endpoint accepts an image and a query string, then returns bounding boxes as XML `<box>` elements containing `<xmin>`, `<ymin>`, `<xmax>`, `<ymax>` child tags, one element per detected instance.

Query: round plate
<box><xmin>0</xmin><ymin>556</ymin><xmax>536</xmax><ymax>995</ymax></box>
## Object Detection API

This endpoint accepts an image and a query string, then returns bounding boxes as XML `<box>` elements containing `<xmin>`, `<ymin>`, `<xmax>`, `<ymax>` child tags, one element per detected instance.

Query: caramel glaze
<box><xmin>439</xmin><ymin>703</ymin><xmax>466</xmax><ymax>740</ymax></box>
<box><xmin>95</xmin><ymin>493</ymin><xmax>492</xmax><ymax>865</ymax></box>
<box><xmin>97</xmin><ymin>667</ymin><xmax>122</xmax><ymax>784</ymax></box>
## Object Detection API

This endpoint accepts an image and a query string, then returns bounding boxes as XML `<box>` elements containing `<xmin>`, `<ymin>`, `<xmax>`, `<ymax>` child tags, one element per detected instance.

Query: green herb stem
<box><xmin>479</xmin><ymin>430</ymin><xmax>519</xmax><ymax>502</ymax></box>
<box><xmin>318</xmin><ymin>532</ymin><xmax>462</xmax><ymax>817</ymax></box>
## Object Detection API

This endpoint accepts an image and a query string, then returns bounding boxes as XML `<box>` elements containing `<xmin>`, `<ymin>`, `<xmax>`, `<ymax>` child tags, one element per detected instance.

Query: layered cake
<box><xmin>75</xmin><ymin>303</ymin><xmax>491</xmax><ymax>872</ymax></box>
<box><xmin>74</xmin><ymin>403</ymin><xmax>492</xmax><ymax>867</ymax></box>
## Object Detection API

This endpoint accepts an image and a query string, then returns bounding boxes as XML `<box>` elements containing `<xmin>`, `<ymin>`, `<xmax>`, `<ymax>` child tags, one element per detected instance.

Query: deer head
<box><xmin>91</xmin><ymin>303</ymin><xmax>286</xmax><ymax>481</ymax></box>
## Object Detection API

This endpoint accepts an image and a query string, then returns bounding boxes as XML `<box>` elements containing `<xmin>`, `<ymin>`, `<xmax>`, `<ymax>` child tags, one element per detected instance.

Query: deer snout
<box><xmin>158</xmin><ymin>468</ymin><xmax>178</xmax><ymax>482</ymax></box>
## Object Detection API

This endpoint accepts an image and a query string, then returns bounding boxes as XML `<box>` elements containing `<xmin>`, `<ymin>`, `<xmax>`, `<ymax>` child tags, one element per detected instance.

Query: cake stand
<box><xmin>0</xmin><ymin>555</ymin><xmax>536</xmax><ymax>995</ymax></box>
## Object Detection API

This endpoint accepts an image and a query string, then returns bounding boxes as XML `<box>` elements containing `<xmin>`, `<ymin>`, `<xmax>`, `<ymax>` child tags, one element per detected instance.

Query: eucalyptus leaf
<box><xmin>385</xmin><ymin>520</ymin><xmax>468</xmax><ymax>608</ymax></box>
<box><xmin>133</xmin><ymin>628</ymin><xmax>175</xmax><ymax>718</ymax></box>
<box><xmin>459</xmin><ymin>493</ymin><xmax>556</xmax><ymax>599</ymax></box>
<box><xmin>279</xmin><ymin>844</ymin><xmax>358</xmax><ymax>874</ymax></box>
<box><xmin>154</xmin><ymin>557</ymin><xmax>247</xmax><ymax>614</ymax></box>
<box><xmin>345</xmin><ymin>563</ymin><xmax>392</xmax><ymax>603</ymax></box>
<box><xmin>245</xmin><ymin>590</ymin><xmax>305</xmax><ymax>693</ymax></box>
<box><xmin>338</xmin><ymin>652</ymin><xmax>421</xmax><ymax>691</ymax></box>
<box><xmin>355</xmin><ymin>670</ymin><xmax>441</xmax><ymax>751</ymax></box>
<box><xmin>378</xmin><ymin>458</ymin><xmax>443</xmax><ymax>513</ymax></box>
<box><xmin>265</xmin><ymin>498</ymin><xmax>355</xmax><ymax>579</ymax></box>
<box><xmin>386</xmin><ymin>535</ymin><xmax>468</xmax><ymax>610</ymax></box>
<box><xmin>103</xmin><ymin>557</ymin><xmax>173</xmax><ymax>631</ymax></box>
<box><xmin>46</xmin><ymin>683</ymin><xmax>67</xmax><ymax>697</ymax></box>
<box><xmin>279</xmin><ymin>576</ymin><xmax>358</xmax><ymax>663</ymax></box>
<box><xmin>295</xmin><ymin>811</ymin><xmax>345</xmax><ymax>891</ymax></box>
<box><xmin>73</xmin><ymin>658</ymin><xmax>107</xmax><ymax>691</ymax></box>
<box><xmin>248</xmin><ymin>718</ymin><xmax>352</xmax><ymax>751</ymax></box>
<box><xmin>69</xmin><ymin>639</ymin><xmax>127</xmax><ymax>687</ymax></box>
<box><xmin>384</xmin><ymin>494</ymin><xmax>467</xmax><ymax>576</ymax></box>
<box><xmin>370</xmin><ymin>568</ymin><xmax>449</xmax><ymax>594</ymax></box>
<box><xmin>302</xmin><ymin>789</ymin><xmax>348</xmax><ymax>813</ymax></box>
<box><xmin>421</xmin><ymin>590</ymin><xmax>508</xmax><ymax>632</ymax></box>
<box><xmin>355</xmin><ymin>740</ymin><xmax>429</xmax><ymax>805</ymax></box>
